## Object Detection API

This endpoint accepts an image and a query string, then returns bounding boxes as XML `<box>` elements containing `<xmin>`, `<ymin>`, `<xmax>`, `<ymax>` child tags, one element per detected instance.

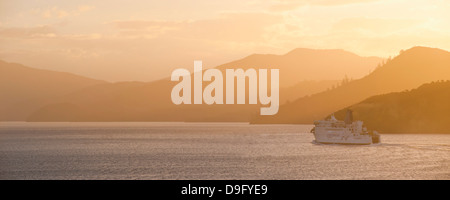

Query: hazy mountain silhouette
<box><xmin>216</xmin><ymin>48</ymin><xmax>381</xmax><ymax>87</ymax></box>
<box><xmin>21</xmin><ymin>48</ymin><xmax>380</xmax><ymax>122</ymax></box>
<box><xmin>0</xmin><ymin>60</ymin><xmax>107</xmax><ymax>120</ymax></box>
<box><xmin>280</xmin><ymin>80</ymin><xmax>340</xmax><ymax>103</ymax></box>
<box><xmin>252</xmin><ymin>46</ymin><xmax>450</xmax><ymax>124</ymax></box>
<box><xmin>332</xmin><ymin>81</ymin><xmax>450</xmax><ymax>133</ymax></box>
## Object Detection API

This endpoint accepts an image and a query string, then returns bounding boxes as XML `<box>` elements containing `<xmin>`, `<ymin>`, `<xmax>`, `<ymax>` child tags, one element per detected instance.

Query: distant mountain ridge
<box><xmin>0</xmin><ymin>60</ymin><xmax>107</xmax><ymax>120</ymax></box>
<box><xmin>332</xmin><ymin>81</ymin><xmax>450</xmax><ymax>133</ymax></box>
<box><xmin>216</xmin><ymin>48</ymin><xmax>381</xmax><ymax>87</ymax></box>
<box><xmin>1</xmin><ymin>48</ymin><xmax>381</xmax><ymax>122</ymax></box>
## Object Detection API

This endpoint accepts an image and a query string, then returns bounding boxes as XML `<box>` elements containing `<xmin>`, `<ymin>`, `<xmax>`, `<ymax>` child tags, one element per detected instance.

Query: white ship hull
<box><xmin>313</xmin><ymin>131</ymin><xmax>373</xmax><ymax>145</ymax></box>
<box><xmin>313</xmin><ymin>125</ymin><xmax>374</xmax><ymax>145</ymax></box>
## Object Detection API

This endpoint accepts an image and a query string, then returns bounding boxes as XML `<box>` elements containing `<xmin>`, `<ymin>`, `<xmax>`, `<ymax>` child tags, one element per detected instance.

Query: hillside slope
<box><xmin>0</xmin><ymin>60</ymin><xmax>107</xmax><ymax>120</ymax></box>
<box><xmin>333</xmin><ymin>81</ymin><xmax>450</xmax><ymax>133</ymax></box>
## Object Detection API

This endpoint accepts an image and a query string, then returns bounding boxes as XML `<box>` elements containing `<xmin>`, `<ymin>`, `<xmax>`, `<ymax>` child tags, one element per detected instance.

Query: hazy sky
<box><xmin>1</xmin><ymin>0</ymin><xmax>450</xmax><ymax>82</ymax></box>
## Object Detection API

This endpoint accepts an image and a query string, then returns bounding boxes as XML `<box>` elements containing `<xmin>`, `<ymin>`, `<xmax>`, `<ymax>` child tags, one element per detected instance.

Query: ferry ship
<box><xmin>310</xmin><ymin>110</ymin><xmax>381</xmax><ymax>145</ymax></box>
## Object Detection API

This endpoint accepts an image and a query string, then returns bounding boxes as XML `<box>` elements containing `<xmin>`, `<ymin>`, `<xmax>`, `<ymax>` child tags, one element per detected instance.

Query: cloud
<box><xmin>112</xmin><ymin>20</ymin><xmax>186</xmax><ymax>30</ymax></box>
<box><xmin>77</xmin><ymin>5</ymin><xmax>95</xmax><ymax>12</ymax></box>
<box><xmin>0</xmin><ymin>25</ymin><xmax>56</xmax><ymax>38</ymax></box>
<box><xmin>30</xmin><ymin>5</ymin><xmax>95</xmax><ymax>19</ymax></box>
<box><xmin>269</xmin><ymin>0</ymin><xmax>381</xmax><ymax>11</ymax></box>
<box><xmin>331</xmin><ymin>17</ymin><xmax>425</xmax><ymax>36</ymax></box>
<box><xmin>111</xmin><ymin>12</ymin><xmax>283</xmax><ymax>42</ymax></box>
<box><xmin>111</xmin><ymin>20</ymin><xmax>185</xmax><ymax>38</ymax></box>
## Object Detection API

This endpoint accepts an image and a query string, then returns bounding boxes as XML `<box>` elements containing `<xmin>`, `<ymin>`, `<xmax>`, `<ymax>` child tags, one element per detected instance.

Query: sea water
<box><xmin>0</xmin><ymin>122</ymin><xmax>448</xmax><ymax>180</ymax></box>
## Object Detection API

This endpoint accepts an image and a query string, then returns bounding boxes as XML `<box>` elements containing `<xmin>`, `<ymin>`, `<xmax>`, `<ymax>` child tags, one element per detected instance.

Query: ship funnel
<box><xmin>344</xmin><ymin>109</ymin><xmax>353</xmax><ymax>124</ymax></box>
<box><xmin>330</xmin><ymin>114</ymin><xmax>337</xmax><ymax>121</ymax></box>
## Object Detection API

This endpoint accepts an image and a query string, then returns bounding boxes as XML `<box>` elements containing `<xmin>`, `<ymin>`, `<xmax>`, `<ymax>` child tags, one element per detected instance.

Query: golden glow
<box><xmin>1</xmin><ymin>0</ymin><xmax>450</xmax><ymax>81</ymax></box>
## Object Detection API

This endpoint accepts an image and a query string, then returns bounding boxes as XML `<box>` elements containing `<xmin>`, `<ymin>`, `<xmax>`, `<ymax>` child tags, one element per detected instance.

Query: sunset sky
<box><xmin>1</xmin><ymin>0</ymin><xmax>450</xmax><ymax>82</ymax></box>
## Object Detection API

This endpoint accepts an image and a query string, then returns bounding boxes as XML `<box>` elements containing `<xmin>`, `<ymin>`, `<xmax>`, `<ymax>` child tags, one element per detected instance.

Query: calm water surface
<box><xmin>0</xmin><ymin>122</ymin><xmax>449</xmax><ymax>180</ymax></box>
